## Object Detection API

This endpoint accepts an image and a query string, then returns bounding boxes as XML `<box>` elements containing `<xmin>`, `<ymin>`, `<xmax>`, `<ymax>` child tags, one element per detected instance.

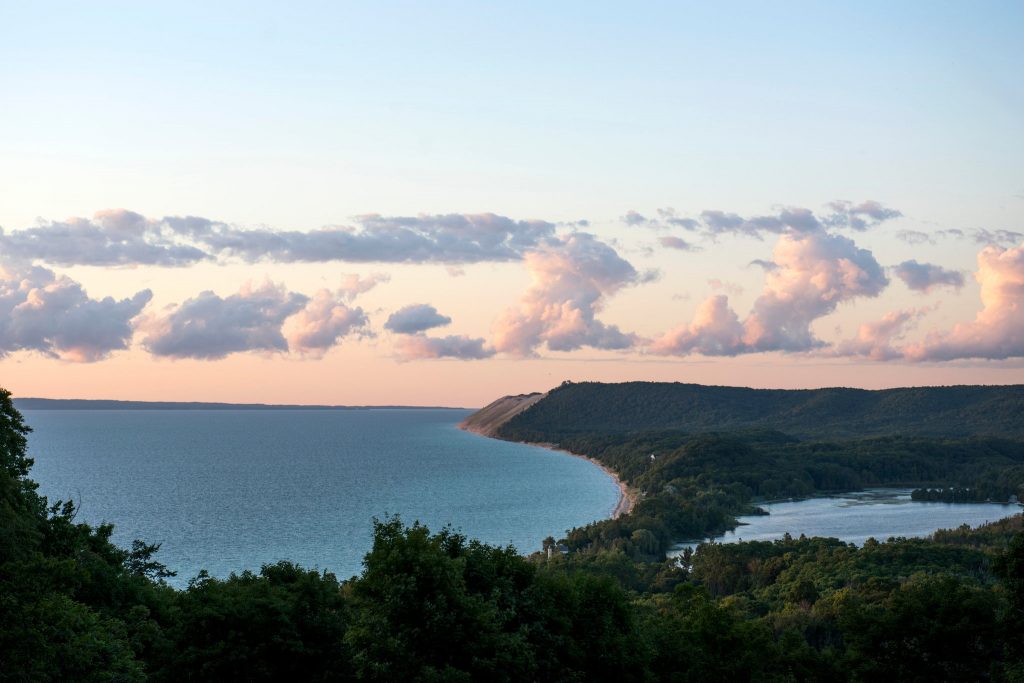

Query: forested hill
<box><xmin>492</xmin><ymin>381</ymin><xmax>1024</xmax><ymax>441</ymax></box>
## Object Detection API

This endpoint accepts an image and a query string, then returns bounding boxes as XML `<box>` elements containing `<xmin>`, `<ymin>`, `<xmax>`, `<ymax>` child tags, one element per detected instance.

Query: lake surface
<box><xmin>25</xmin><ymin>409</ymin><xmax>620</xmax><ymax>587</ymax></box>
<box><xmin>670</xmin><ymin>488</ymin><xmax>1021</xmax><ymax>555</ymax></box>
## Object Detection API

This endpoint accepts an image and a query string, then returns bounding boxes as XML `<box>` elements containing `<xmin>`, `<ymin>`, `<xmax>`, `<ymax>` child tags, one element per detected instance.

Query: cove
<box><xmin>670</xmin><ymin>488</ymin><xmax>1022</xmax><ymax>555</ymax></box>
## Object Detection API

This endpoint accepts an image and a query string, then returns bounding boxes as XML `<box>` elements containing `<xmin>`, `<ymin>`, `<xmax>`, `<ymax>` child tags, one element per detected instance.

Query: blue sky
<box><xmin>0</xmin><ymin>2</ymin><xmax>1022</xmax><ymax>404</ymax></box>
<box><xmin>3</xmin><ymin>2</ymin><xmax>1021</xmax><ymax>226</ymax></box>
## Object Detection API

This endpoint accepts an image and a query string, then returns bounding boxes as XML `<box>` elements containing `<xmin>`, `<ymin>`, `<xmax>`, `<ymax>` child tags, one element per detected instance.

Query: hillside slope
<box><xmin>460</xmin><ymin>392</ymin><xmax>547</xmax><ymax>436</ymax></box>
<box><xmin>485</xmin><ymin>381</ymin><xmax>1024</xmax><ymax>441</ymax></box>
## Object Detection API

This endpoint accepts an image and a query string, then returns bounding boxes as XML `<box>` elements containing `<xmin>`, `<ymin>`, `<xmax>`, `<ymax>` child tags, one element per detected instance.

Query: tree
<box><xmin>345</xmin><ymin>517</ymin><xmax>531</xmax><ymax>681</ymax></box>
<box><xmin>166</xmin><ymin>562</ymin><xmax>351</xmax><ymax>682</ymax></box>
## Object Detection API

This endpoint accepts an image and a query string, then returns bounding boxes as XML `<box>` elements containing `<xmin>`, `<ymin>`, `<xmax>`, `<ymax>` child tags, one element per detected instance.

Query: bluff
<box><xmin>460</xmin><ymin>392</ymin><xmax>547</xmax><ymax>436</ymax></box>
<box><xmin>471</xmin><ymin>381</ymin><xmax>1024</xmax><ymax>442</ymax></box>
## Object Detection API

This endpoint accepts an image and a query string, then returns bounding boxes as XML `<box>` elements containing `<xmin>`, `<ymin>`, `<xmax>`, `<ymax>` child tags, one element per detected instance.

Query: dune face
<box><xmin>460</xmin><ymin>392</ymin><xmax>547</xmax><ymax>437</ymax></box>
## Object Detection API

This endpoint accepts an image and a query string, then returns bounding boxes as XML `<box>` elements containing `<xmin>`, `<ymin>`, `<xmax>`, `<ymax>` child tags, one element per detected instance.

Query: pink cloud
<box><xmin>905</xmin><ymin>242</ymin><xmax>1024</xmax><ymax>361</ymax></box>
<box><xmin>831</xmin><ymin>308</ymin><xmax>928</xmax><ymax>361</ymax></box>
<box><xmin>650</xmin><ymin>294</ymin><xmax>745</xmax><ymax>356</ymax></box>
<box><xmin>283</xmin><ymin>289</ymin><xmax>368</xmax><ymax>356</ymax></box>
<box><xmin>743</xmin><ymin>229</ymin><xmax>888</xmax><ymax>351</ymax></box>
<box><xmin>492</xmin><ymin>233</ymin><xmax>640</xmax><ymax>355</ymax></box>
<box><xmin>394</xmin><ymin>334</ymin><xmax>494</xmax><ymax>361</ymax></box>
<box><xmin>337</xmin><ymin>272</ymin><xmax>390</xmax><ymax>301</ymax></box>
<box><xmin>653</xmin><ymin>228</ymin><xmax>888</xmax><ymax>356</ymax></box>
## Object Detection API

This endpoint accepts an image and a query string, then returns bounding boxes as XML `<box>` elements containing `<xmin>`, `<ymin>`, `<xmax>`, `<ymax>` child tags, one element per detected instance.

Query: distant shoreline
<box><xmin>460</xmin><ymin>423</ymin><xmax>637</xmax><ymax>520</ymax></box>
<box><xmin>15</xmin><ymin>398</ymin><xmax>469</xmax><ymax>411</ymax></box>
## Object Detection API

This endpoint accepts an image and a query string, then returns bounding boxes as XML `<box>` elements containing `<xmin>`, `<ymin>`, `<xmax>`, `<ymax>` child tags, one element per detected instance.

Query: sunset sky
<box><xmin>1</xmin><ymin>2</ymin><xmax>1022</xmax><ymax>406</ymax></box>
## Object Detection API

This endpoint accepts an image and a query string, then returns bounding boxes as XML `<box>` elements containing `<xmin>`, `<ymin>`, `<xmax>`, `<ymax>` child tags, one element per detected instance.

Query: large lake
<box><xmin>25</xmin><ymin>409</ymin><xmax>620</xmax><ymax>587</ymax></box>
<box><xmin>671</xmin><ymin>488</ymin><xmax>1020</xmax><ymax>555</ymax></box>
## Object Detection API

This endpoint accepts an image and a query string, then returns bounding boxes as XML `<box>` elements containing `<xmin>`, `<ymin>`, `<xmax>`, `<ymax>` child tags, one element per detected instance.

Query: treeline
<box><xmin>495</xmin><ymin>380</ymin><xmax>1024</xmax><ymax>440</ymax></box>
<box><xmin>913</xmin><ymin>480</ymin><xmax>1024</xmax><ymax>502</ymax></box>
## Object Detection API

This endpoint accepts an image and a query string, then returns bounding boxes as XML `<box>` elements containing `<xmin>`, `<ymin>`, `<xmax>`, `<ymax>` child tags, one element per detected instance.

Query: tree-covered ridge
<box><xmin>513</xmin><ymin>430</ymin><xmax>1024</xmax><ymax>562</ymax></box>
<box><xmin>487</xmin><ymin>381</ymin><xmax>1024</xmax><ymax>564</ymax></box>
<box><xmin>495</xmin><ymin>381</ymin><xmax>1024</xmax><ymax>440</ymax></box>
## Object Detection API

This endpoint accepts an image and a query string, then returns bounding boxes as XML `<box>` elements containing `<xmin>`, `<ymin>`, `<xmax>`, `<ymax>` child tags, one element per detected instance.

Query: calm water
<box><xmin>25</xmin><ymin>409</ymin><xmax>620</xmax><ymax>587</ymax></box>
<box><xmin>670</xmin><ymin>488</ymin><xmax>1021</xmax><ymax>555</ymax></box>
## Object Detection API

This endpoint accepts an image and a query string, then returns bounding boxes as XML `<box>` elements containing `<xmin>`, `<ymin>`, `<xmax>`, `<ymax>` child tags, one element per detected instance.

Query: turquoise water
<box><xmin>25</xmin><ymin>409</ymin><xmax>620</xmax><ymax>587</ymax></box>
<box><xmin>670</xmin><ymin>488</ymin><xmax>1021</xmax><ymax>555</ymax></box>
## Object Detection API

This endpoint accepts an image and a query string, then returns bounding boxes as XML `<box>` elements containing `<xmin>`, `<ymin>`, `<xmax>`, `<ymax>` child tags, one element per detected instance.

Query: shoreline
<box><xmin>532</xmin><ymin>441</ymin><xmax>638</xmax><ymax>519</ymax></box>
<box><xmin>460</xmin><ymin>423</ymin><xmax>636</xmax><ymax>520</ymax></box>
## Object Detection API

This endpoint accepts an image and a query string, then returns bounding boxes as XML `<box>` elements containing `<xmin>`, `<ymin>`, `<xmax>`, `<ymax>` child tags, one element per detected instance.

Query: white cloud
<box><xmin>0</xmin><ymin>264</ymin><xmax>151</xmax><ymax>361</ymax></box>
<box><xmin>142</xmin><ymin>279</ymin><xmax>372</xmax><ymax>360</ymax></box>
<box><xmin>142</xmin><ymin>282</ymin><xmax>309</xmax><ymax>359</ymax></box>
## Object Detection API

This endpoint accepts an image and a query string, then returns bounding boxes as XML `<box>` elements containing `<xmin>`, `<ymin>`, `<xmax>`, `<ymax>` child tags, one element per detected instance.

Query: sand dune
<box><xmin>459</xmin><ymin>392</ymin><xmax>547</xmax><ymax>437</ymax></box>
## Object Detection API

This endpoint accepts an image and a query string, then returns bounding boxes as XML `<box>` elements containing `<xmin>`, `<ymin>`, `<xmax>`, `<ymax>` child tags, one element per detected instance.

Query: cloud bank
<box><xmin>1</xmin><ymin>210</ymin><xmax>559</xmax><ymax>267</ymax></box>
<box><xmin>4</xmin><ymin>201</ymin><xmax>1020</xmax><ymax>365</ymax></box>
<box><xmin>623</xmin><ymin>201</ymin><xmax>902</xmax><ymax>242</ymax></box>
<box><xmin>0</xmin><ymin>209</ymin><xmax>208</xmax><ymax>267</ymax></box>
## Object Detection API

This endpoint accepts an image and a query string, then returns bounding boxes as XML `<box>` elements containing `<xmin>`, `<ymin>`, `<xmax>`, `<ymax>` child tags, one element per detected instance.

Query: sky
<box><xmin>0</xmin><ymin>1</ymin><xmax>1022</xmax><ymax>406</ymax></box>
